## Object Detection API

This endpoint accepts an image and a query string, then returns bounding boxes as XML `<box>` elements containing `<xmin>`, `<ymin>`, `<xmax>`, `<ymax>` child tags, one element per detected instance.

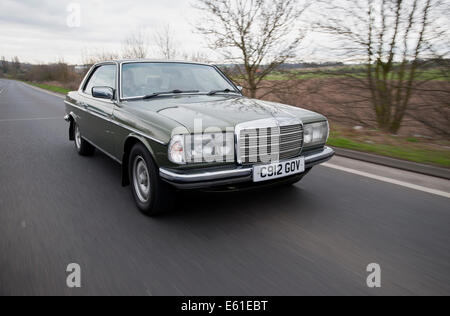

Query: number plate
<box><xmin>253</xmin><ymin>157</ymin><xmax>305</xmax><ymax>183</ymax></box>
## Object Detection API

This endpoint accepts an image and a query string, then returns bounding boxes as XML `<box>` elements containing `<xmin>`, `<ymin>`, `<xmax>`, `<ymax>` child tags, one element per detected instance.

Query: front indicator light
<box><xmin>168</xmin><ymin>135</ymin><xmax>186</xmax><ymax>164</ymax></box>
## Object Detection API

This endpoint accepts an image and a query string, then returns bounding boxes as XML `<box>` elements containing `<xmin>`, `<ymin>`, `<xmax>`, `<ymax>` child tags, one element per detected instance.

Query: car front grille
<box><xmin>239</xmin><ymin>124</ymin><xmax>303</xmax><ymax>164</ymax></box>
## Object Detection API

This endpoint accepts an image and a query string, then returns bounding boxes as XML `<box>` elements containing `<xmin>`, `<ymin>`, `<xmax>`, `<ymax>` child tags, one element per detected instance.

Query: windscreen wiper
<box><xmin>142</xmin><ymin>90</ymin><xmax>199</xmax><ymax>100</ymax></box>
<box><xmin>207</xmin><ymin>88</ymin><xmax>238</xmax><ymax>96</ymax></box>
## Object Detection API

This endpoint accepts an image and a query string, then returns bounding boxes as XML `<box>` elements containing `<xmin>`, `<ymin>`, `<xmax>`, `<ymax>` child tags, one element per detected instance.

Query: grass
<box><xmin>26</xmin><ymin>82</ymin><xmax>70</xmax><ymax>95</ymax></box>
<box><xmin>327</xmin><ymin>135</ymin><xmax>450</xmax><ymax>168</ymax></box>
<box><xmin>263</xmin><ymin>67</ymin><xmax>449</xmax><ymax>82</ymax></box>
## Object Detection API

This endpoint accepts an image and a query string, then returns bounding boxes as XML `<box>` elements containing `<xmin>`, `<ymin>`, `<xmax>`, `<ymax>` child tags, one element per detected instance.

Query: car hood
<box><xmin>123</xmin><ymin>95</ymin><xmax>326</xmax><ymax>133</ymax></box>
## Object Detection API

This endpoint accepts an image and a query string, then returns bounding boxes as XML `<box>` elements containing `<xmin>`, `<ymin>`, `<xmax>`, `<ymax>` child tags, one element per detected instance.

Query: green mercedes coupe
<box><xmin>64</xmin><ymin>60</ymin><xmax>334</xmax><ymax>216</ymax></box>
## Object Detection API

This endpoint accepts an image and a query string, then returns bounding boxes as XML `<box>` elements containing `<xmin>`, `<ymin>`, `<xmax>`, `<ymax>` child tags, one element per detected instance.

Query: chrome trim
<box><xmin>235</xmin><ymin>118</ymin><xmax>276</xmax><ymax>165</ymax></box>
<box><xmin>65</xmin><ymin>100</ymin><xmax>111</xmax><ymax>121</ymax></box>
<box><xmin>240</xmin><ymin>138</ymin><xmax>301</xmax><ymax>149</ymax></box>
<box><xmin>277</xmin><ymin>130</ymin><xmax>302</xmax><ymax>137</ymax></box>
<box><xmin>304</xmin><ymin>146</ymin><xmax>334</xmax><ymax>164</ymax></box>
<box><xmin>235</xmin><ymin>117</ymin><xmax>303</xmax><ymax>165</ymax></box>
<box><xmin>242</xmin><ymin>147</ymin><xmax>301</xmax><ymax>159</ymax></box>
<box><xmin>159</xmin><ymin>167</ymin><xmax>253</xmax><ymax>183</ymax></box>
<box><xmin>78</xmin><ymin>65</ymin><xmax>96</xmax><ymax>92</ymax></box>
<box><xmin>64</xmin><ymin>114</ymin><xmax>70</xmax><ymax>122</ymax></box>
<box><xmin>78</xmin><ymin>91</ymin><xmax>116</xmax><ymax>104</ymax></box>
<box><xmin>78</xmin><ymin>62</ymin><xmax>119</xmax><ymax>101</ymax></box>
<box><xmin>160</xmin><ymin>146</ymin><xmax>334</xmax><ymax>184</ymax></box>
<box><xmin>118</xmin><ymin>61</ymin><xmax>240</xmax><ymax>101</ymax></box>
<box><xmin>64</xmin><ymin>100</ymin><xmax>167</xmax><ymax>145</ymax></box>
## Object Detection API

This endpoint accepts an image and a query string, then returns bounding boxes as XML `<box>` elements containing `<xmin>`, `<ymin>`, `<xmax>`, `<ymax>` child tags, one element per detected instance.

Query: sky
<box><xmin>0</xmin><ymin>0</ymin><xmax>213</xmax><ymax>64</ymax></box>
<box><xmin>1</xmin><ymin>0</ymin><xmax>447</xmax><ymax>65</ymax></box>
<box><xmin>0</xmin><ymin>0</ymin><xmax>343</xmax><ymax>65</ymax></box>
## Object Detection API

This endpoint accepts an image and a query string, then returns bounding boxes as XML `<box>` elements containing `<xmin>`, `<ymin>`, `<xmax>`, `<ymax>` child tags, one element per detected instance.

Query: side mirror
<box><xmin>237</xmin><ymin>86</ymin><xmax>243</xmax><ymax>92</ymax></box>
<box><xmin>92</xmin><ymin>86</ymin><xmax>114</xmax><ymax>100</ymax></box>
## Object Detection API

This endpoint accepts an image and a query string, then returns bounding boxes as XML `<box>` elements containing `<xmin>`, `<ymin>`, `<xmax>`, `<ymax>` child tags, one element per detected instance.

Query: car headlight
<box><xmin>303</xmin><ymin>121</ymin><xmax>329</xmax><ymax>147</ymax></box>
<box><xmin>168</xmin><ymin>133</ymin><xmax>235</xmax><ymax>164</ymax></box>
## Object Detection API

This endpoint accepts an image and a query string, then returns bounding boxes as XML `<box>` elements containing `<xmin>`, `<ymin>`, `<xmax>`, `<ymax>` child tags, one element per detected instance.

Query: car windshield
<box><xmin>121</xmin><ymin>62</ymin><xmax>237</xmax><ymax>99</ymax></box>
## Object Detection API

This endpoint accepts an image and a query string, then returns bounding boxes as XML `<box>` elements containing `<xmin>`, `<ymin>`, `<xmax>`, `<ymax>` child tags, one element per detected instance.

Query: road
<box><xmin>0</xmin><ymin>79</ymin><xmax>449</xmax><ymax>296</ymax></box>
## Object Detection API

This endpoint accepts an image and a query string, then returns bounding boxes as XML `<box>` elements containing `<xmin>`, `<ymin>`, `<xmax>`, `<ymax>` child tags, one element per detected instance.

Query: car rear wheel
<box><xmin>74</xmin><ymin>123</ymin><xmax>95</xmax><ymax>156</ymax></box>
<box><xmin>129</xmin><ymin>143</ymin><xmax>174</xmax><ymax>216</ymax></box>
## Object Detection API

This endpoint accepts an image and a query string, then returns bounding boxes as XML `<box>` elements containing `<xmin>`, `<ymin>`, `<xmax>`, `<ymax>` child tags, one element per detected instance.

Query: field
<box><xmin>265</xmin><ymin>65</ymin><xmax>449</xmax><ymax>82</ymax></box>
<box><xmin>255</xmin><ymin>70</ymin><xmax>450</xmax><ymax>168</ymax></box>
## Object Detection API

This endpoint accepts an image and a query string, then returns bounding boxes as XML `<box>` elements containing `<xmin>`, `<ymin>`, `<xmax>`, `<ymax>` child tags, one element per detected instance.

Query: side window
<box><xmin>83</xmin><ymin>65</ymin><xmax>116</xmax><ymax>96</ymax></box>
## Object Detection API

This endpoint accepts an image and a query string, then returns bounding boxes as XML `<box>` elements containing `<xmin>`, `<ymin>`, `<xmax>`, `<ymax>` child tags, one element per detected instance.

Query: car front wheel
<box><xmin>129</xmin><ymin>143</ymin><xmax>173</xmax><ymax>216</ymax></box>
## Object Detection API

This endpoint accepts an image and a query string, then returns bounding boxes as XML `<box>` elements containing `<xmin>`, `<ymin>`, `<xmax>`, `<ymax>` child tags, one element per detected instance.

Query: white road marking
<box><xmin>322</xmin><ymin>163</ymin><xmax>450</xmax><ymax>199</ymax></box>
<box><xmin>0</xmin><ymin>88</ymin><xmax>4</xmax><ymax>95</ymax></box>
<box><xmin>0</xmin><ymin>117</ymin><xmax>62</xmax><ymax>123</ymax></box>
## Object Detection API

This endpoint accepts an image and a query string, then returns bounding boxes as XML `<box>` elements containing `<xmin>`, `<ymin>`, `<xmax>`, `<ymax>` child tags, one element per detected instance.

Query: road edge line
<box><xmin>322</xmin><ymin>162</ymin><xmax>450</xmax><ymax>199</ymax></box>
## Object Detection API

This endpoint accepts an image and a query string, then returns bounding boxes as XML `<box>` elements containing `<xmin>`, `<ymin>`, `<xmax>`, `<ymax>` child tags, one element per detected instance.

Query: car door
<box><xmin>79</xmin><ymin>63</ymin><xmax>117</xmax><ymax>155</ymax></box>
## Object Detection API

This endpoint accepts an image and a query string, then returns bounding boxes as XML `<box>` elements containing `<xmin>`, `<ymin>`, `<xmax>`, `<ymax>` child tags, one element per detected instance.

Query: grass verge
<box><xmin>27</xmin><ymin>82</ymin><xmax>70</xmax><ymax>95</ymax></box>
<box><xmin>327</xmin><ymin>136</ymin><xmax>450</xmax><ymax>168</ymax></box>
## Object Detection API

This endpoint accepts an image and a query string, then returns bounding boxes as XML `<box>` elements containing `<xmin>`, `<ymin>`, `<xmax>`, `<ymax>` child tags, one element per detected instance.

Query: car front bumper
<box><xmin>159</xmin><ymin>146</ymin><xmax>334</xmax><ymax>189</ymax></box>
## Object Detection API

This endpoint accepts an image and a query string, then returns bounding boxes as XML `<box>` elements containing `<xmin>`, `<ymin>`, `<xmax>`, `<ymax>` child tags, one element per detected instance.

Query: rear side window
<box><xmin>84</xmin><ymin>64</ymin><xmax>116</xmax><ymax>96</ymax></box>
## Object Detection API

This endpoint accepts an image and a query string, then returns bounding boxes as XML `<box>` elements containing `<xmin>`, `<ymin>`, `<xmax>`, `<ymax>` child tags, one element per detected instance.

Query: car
<box><xmin>64</xmin><ymin>60</ymin><xmax>334</xmax><ymax>216</ymax></box>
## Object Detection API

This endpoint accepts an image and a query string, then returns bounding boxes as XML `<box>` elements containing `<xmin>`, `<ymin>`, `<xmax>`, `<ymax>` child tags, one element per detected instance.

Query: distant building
<box><xmin>74</xmin><ymin>65</ymin><xmax>89</xmax><ymax>73</ymax></box>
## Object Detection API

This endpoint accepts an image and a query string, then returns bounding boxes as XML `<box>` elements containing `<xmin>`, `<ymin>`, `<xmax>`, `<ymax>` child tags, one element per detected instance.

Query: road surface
<box><xmin>0</xmin><ymin>79</ymin><xmax>449</xmax><ymax>295</ymax></box>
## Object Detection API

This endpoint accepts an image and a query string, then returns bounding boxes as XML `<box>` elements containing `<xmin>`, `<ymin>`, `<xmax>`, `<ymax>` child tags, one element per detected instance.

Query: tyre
<box><xmin>73</xmin><ymin>123</ymin><xmax>95</xmax><ymax>156</ymax></box>
<box><xmin>129</xmin><ymin>143</ymin><xmax>174</xmax><ymax>216</ymax></box>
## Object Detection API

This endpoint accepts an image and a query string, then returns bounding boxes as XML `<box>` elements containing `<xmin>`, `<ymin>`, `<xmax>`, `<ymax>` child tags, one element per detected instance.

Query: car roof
<box><xmin>95</xmin><ymin>59</ymin><xmax>212</xmax><ymax>67</ymax></box>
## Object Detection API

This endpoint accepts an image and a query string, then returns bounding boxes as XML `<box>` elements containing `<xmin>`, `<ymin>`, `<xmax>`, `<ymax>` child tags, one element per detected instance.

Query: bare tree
<box><xmin>153</xmin><ymin>24</ymin><xmax>179</xmax><ymax>60</ymax></box>
<box><xmin>0</xmin><ymin>56</ymin><xmax>8</xmax><ymax>74</ymax></box>
<box><xmin>122</xmin><ymin>28</ymin><xmax>149</xmax><ymax>59</ymax></box>
<box><xmin>315</xmin><ymin>0</ymin><xmax>449</xmax><ymax>133</ymax></box>
<box><xmin>182</xmin><ymin>51</ymin><xmax>211</xmax><ymax>63</ymax></box>
<box><xmin>193</xmin><ymin>0</ymin><xmax>311</xmax><ymax>98</ymax></box>
<box><xmin>11</xmin><ymin>56</ymin><xmax>21</xmax><ymax>76</ymax></box>
<box><xmin>81</xmin><ymin>49</ymin><xmax>120</xmax><ymax>68</ymax></box>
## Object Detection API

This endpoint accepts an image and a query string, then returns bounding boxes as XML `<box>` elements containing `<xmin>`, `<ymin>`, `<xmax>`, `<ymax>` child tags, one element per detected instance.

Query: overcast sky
<box><xmin>0</xmin><ymin>0</ymin><xmax>343</xmax><ymax>65</ymax></box>
<box><xmin>1</xmin><ymin>0</ymin><xmax>447</xmax><ymax>65</ymax></box>
<box><xmin>0</xmin><ymin>0</ymin><xmax>217</xmax><ymax>64</ymax></box>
